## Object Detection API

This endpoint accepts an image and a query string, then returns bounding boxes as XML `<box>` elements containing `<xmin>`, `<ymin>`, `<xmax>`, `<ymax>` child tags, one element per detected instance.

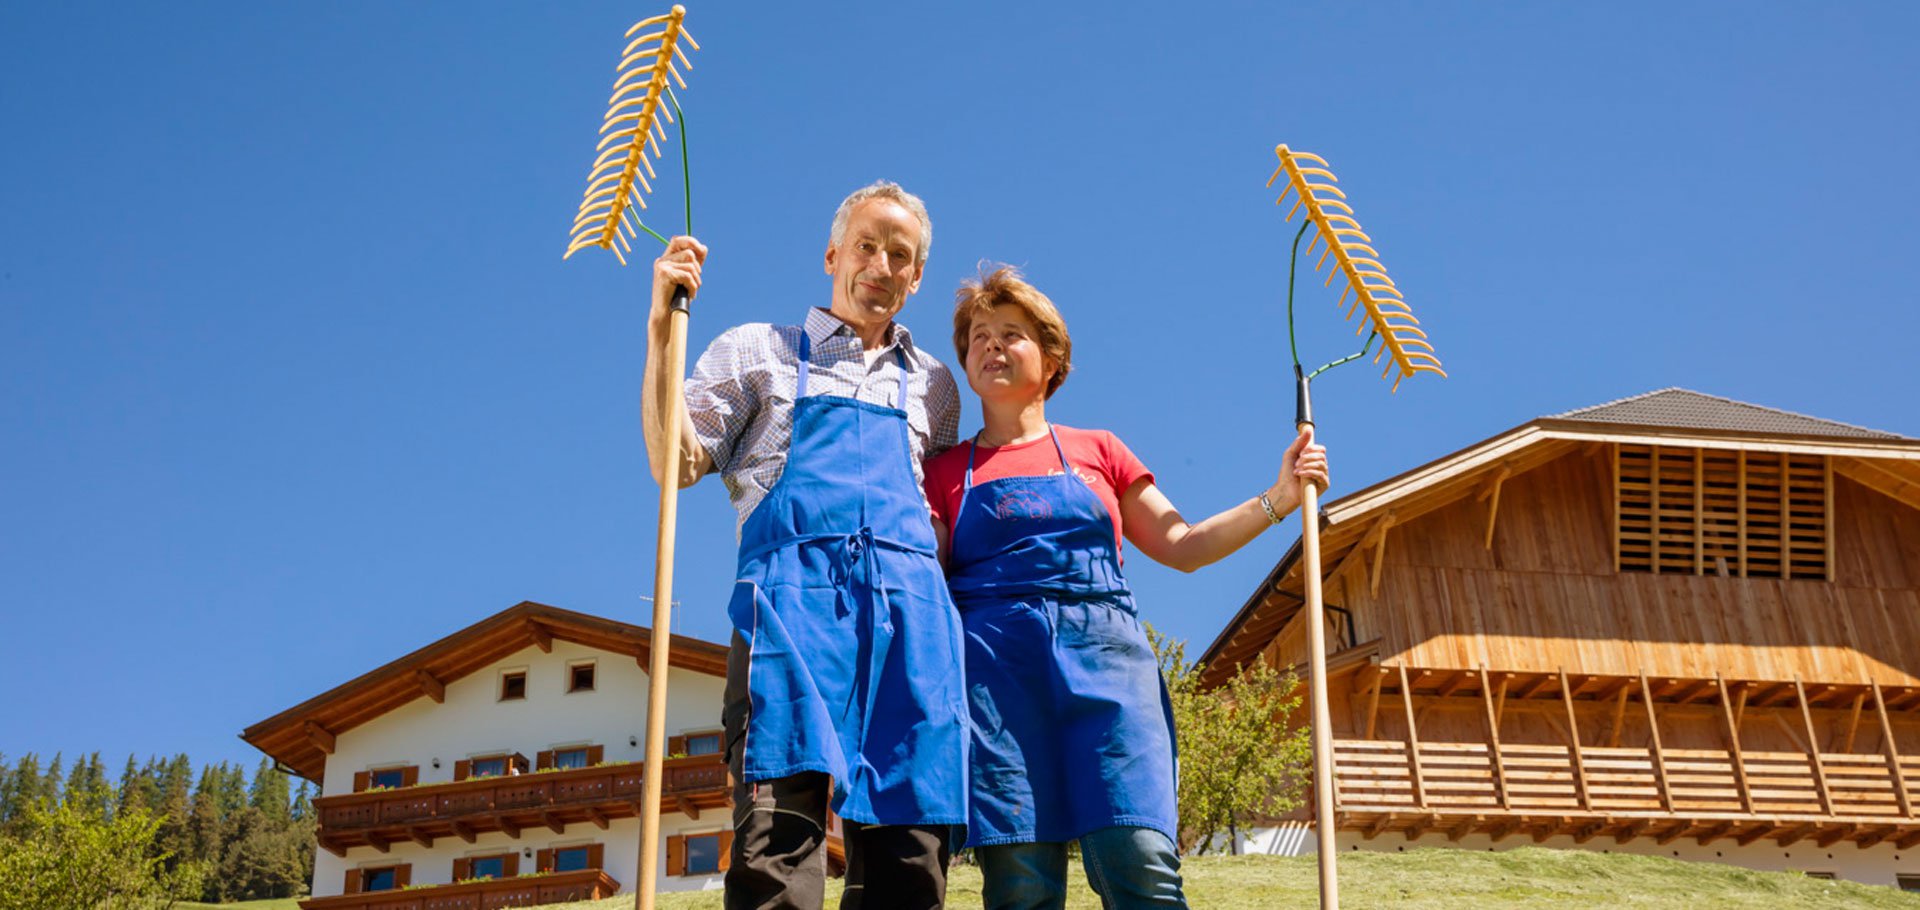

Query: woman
<box><xmin>922</xmin><ymin>266</ymin><xmax>1329</xmax><ymax>909</ymax></box>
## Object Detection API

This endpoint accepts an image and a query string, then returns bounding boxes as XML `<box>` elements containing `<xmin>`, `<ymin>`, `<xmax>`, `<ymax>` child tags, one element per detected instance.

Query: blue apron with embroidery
<box><xmin>947</xmin><ymin>427</ymin><xmax>1178</xmax><ymax>846</ymax></box>
<box><xmin>726</xmin><ymin>329</ymin><xmax>969</xmax><ymax>826</ymax></box>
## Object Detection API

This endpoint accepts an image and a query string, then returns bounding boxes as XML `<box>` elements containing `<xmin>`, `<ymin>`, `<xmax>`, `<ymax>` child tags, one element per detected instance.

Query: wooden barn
<box><xmin>1201</xmin><ymin>389</ymin><xmax>1920</xmax><ymax>888</ymax></box>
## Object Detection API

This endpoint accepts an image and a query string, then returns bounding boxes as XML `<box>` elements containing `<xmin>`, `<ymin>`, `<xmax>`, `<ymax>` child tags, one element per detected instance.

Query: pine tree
<box><xmin>186</xmin><ymin>764</ymin><xmax>226</xmax><ymax>872</ymax></box>
<box><xmin>248</xmin><ymin>758</ymin><xmax>291</xmax><ymax>825</ymax></box>
<box><xmin>65</xmin><ymin>752</ymin><xmax>112</xmax><ymax>816</ymax></box>
<box><xmin>116</xmin><ymin>754</ymin><xmax>150</xmax><ymax>818</ymax></box>
<box><xmin>43</xmin><ymin>753</ymin><xmax>64</xmax><ymax>809</ymax></box>
<box><xmin>290</xmin><ymin>780</ymin><xmax>314</xmax><ymax>822</ymax></box>
<box><xmin>152</xmin><ymin>754</ymin><xmax>195</xmax><ymax>870</ymax></box>
<box><xmin>4</xmin><ymin>754</ymin><xmax>53</xmax><ymax>834</ymax></box>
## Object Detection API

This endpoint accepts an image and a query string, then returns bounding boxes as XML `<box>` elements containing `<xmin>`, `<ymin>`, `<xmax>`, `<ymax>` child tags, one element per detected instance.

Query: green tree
<box><xmin>152</xmin><ymin>755</ymin><xmax>194</xmax><ymax>871</ymax></box>
<box><xmin>248</xmin><ymin>758</ymin><xmax>290</xmax><ymax>825</ymax></box>
<box><xmin>214</xmin><ymin>805</ymin><xmax>310</xmax><ymax>900</ymax></box>
<box><xmin>115</xmin><ymin>755</ymin><xmax>156</xmax><ymax>818</ymax></box>
<box><xmin>0</xmin><ymin>800</ymin><xmax>207</xmax><ymax>910</ymax></box>
<box><xmin>1152</xmin><ymin>627</ymin><xmax>1311</xmax><ymax>855</ymax></box>
<box><xmin>65</xmin><ymin>752</ymin><xmax>112</xmax><ymax>817</ymax></box>
<box><xmin>3</xmin><ymin>755</ymin><xmax>54</xmax><ymax>835</ymax></box>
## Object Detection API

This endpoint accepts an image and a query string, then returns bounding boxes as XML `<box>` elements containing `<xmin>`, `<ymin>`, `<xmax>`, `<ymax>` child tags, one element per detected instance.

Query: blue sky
<box><xmin>3</xmin><ymin>2</ymin><xmax>1916</xmax><ymax>773</ymax></box>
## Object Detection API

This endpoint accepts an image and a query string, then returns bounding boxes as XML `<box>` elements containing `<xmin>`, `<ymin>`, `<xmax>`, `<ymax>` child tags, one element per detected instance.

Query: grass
<box><xmin>549</xmin><ymin>847</ymin><xmax>1920</xmax><ymax>910</ymax></box>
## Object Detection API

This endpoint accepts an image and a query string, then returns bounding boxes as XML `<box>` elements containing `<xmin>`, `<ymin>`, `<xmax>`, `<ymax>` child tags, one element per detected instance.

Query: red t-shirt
<box><xmin>922</xmin><ymin>424</ymin><xmax>1155</xmax><ymax>563</ymax></box>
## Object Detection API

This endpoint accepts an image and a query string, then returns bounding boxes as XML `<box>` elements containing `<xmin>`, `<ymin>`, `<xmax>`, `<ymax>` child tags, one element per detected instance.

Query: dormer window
<box><xmin>1614</xmin><ymin>444</ymin><xmax>1829</xmax><ymax>580</ymax></box>
<box><xmin>500</xmin><ymin>669</ymin><xmax>528</xmax><ymax>701</ymax></box>
<box><xmin>569</xmin><ymin>660</ymin><xmax>597</xmax><ymax>693</ymax></box>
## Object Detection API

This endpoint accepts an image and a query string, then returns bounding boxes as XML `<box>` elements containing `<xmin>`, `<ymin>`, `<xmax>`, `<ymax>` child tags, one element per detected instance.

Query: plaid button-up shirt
<box><xmin>686</xmin><ymin>307</ymin><xmax>962</xmax><ymax>532</ymax></box>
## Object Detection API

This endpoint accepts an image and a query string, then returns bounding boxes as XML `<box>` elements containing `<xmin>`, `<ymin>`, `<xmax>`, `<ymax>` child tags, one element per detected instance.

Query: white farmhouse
<box><xmin>242</xmin><ymin>601</ymin><xmax>839</xmax><ymax>906</ymax></box>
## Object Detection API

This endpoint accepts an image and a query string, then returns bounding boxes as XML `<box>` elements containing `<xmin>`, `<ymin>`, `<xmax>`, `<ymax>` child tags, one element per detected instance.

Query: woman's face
<box><xmin>964</xmin><ymin>303</ymin><xmax>1055</xmax><ymax>404</ymax></box>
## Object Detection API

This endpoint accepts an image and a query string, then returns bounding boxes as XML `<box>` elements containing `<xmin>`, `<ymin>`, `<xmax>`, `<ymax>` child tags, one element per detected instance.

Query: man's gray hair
<box><xmin>829</xmin><ymin>180</ymin><xmax>933</xmax><ymax>264</ymax></box>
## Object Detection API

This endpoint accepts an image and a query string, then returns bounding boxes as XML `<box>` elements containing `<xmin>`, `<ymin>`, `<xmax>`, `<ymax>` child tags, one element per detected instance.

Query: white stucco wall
<box><xmin>311</xmin><ymin>640</ymin><xmax>731</xmax><ymax>896</ymax></box>
<box><xmin>1240</xmin><ymin>821</ymin><xmax>1920</xmax><ymax>888</ymax></box>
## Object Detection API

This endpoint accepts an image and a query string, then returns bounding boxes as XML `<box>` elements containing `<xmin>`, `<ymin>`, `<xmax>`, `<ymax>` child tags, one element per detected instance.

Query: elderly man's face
<box><xmin>824</xmin><ymin>199</ymin><xmax>925</xmax><ymax>336</ymax></box>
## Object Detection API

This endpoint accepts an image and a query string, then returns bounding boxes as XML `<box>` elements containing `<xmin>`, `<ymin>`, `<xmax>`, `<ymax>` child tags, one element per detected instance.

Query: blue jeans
<box><xmin>977</xmin><ymin>826</ymin><xmax>1188</xmax><ymax>910</ymax></box>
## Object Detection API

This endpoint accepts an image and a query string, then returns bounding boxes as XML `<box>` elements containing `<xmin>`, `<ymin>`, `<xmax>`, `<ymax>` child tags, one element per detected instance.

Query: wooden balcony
<box><xmin>1331</xmin><ymin>737</ymin><xmax>1920</xmax><ymax>847</ymax></box>
<box><xmin>315</xmin><ymin>755</ymin><xmax>728</xmax><ymax>855</ymax></box>
<box><xmin>299</xmin><ymin>869</ymin><xmax>619</xmax><ymax>910</ymax></box>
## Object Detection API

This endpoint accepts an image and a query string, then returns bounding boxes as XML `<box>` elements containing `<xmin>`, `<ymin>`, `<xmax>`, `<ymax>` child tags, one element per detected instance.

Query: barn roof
<box><xmin>1552</xmin><ymin>388</ymin><xmax>1908</xmax><ymax>440</ymax></box>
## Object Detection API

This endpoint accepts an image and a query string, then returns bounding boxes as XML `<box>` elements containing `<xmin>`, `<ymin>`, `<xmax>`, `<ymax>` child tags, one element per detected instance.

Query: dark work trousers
<box><xmin>723</xmin><ymin>632</ymin><xmax>952</xmax><ymax>910</ymax></box>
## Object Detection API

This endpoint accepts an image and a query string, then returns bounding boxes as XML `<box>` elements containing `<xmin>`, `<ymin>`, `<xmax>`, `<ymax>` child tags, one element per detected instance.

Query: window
<box><xmin>1803</xmin><ymin>871</ymin><xmax>1836</xmax><ymax>881</ymax></box>
<box><xmin>370</xmin><ymin>768</ymin><xmax>406</xmax><ymax>789</ymax></box>
<box><xmin>554</xmin><ymin>846</ymin><xmax>591</xmax><ymax>872</ymax></box>
<box><xmin>1898</xmin><ymin>874</ymin><xmax>1920</xmax><ymax>893</ymax></box>
<box><xmin>555</xmin><ymin>747</ymin><xmax>591</xmax><ymax>770</ymax></box>
<box><xmin>686</xmin><ymin>733</ymin><xmax>721</xmax><ymax>756</ymax></box>
<box><xmin>470</xmin><ymin>856</ymin><xmax>505</xmax><ymax>879</ymax></box>
<box><xmin>569</xmin><ymin>661</ymin><xmax>596</xmax><ymax>693</ymax></box>
<box><xmin>500</xmin><ymin>669</ymin><xmax>527</xmax><ymax>701</ymax></box>
<box><xmin>363</xmin><ymin>867</ymin><xmax>398</xmax><ymax>891</ymax></box>
<box><xmin>685</xmin><ymin>833</ymin><xmax>722</xmax><ymax>874</ymax></box>
<box><xmin>1614</xmin><ymin>445</ymin><xmax>1829</xmax><ymax>580</ymax></box>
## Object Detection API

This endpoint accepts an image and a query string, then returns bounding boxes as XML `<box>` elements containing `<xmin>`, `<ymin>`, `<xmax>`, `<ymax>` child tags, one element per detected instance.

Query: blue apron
<box><xmin>947</xmin><ymin>426</ymin><xmax>1178</xmax><ymax>847</ymax></box>
<box><xmin>725</xmin><ymin>328</ymin><xmax>969</xmax><ymax>827</ymax></box>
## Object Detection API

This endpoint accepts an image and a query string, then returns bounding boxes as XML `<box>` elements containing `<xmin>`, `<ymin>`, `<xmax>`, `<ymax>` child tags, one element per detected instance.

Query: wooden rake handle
<box><xmin>1295</xmin><ymin>367</ymin><xmax>1341</xmax><ymax>910</ymax></box>
<box><xmin>637</xmin><ymin>284</ymin><xmax>691</xmax><ymax>910</ymax></box>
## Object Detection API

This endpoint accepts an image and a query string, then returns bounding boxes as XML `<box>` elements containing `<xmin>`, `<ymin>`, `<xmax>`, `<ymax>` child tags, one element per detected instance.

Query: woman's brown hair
<box><xmin>952</xmin><ymin>265</ymin><xmax>1073</xmax><ymax>399</ymax></box>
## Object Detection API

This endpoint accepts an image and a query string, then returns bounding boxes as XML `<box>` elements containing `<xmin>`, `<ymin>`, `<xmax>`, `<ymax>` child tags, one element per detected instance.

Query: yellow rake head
<box><xmin>1268</xmin><ymin>144</ymin><xmax>1445</xmax><ymax>391</ymax></box>
<box><xmin>563</xmin><ymin>5</ymin><xmax>699</xmax><ymax>265</ymax></box>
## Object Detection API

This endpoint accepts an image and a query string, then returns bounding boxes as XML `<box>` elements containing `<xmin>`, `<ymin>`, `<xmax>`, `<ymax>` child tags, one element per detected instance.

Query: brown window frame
<box><xmin>499</xmin><ymin>668</ymin><xmax>528</xmax><ymax>701</ymax></box>
<box><xmin>345</xmin><ymin>863</ymin><xmax>410</xmax><ymax>893</ymax></box>
<box><xmin>352</xmin><ymin>765</ymin><xmax>418</xmax><ymax>793</ymax></box>
<box><xmin>567</xmin><ymin>660</ymin><xmax>597</xmax><ymax>693</ymax></box>
<box><xmin>666</xmin><ymin>831</ymin><xmax>732</xmax><ymax>876</ymax></box>
<box><xmin>453</xmin><ymin>852</ymin><xmax>519</xmax><ymax>881</ymax></box>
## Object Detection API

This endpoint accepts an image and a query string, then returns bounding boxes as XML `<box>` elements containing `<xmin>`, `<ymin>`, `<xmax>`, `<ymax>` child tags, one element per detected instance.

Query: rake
<box><xmin>562</xmin><ymin>7</ymin><xmax>699</xmax><ymax>909</ymax></box>
<box><xmin>1268</xmin><ymin>144</ymin><xmax>1444</xmax><ymax>910</ymax></box>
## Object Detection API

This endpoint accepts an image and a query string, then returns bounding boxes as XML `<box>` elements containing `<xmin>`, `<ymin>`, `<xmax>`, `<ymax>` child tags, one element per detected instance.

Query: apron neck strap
<box><xmin>964</xmin><ymin>424</ymin><xmax>1067</xmax><ymax>493</ymax></box>
<box><xmin>798</xmin><ymin>322</ymin><xmax>910</xmax><ymax>406</ymax></box>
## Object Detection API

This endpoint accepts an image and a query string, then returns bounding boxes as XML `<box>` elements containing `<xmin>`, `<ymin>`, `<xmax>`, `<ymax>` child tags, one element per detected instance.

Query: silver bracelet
<box><xmin>1258</xmin><ymin>491</ymin><xmax>1283</xmax><ymax>525</ymax></box>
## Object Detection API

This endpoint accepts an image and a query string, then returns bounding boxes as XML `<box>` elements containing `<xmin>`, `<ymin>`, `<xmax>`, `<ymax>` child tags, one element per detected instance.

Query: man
<box><xmin>641</xmin><ymin>181</ymin><xmax>966</xmax><ymax>910</ymax></box>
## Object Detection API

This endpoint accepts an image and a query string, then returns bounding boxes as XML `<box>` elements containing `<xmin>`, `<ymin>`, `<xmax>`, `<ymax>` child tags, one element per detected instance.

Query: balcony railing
<box><xmin>1331</xmin><ymin>737</ymin><xmax>1920</xmax><ymax>844</ymax></box>
<box><xmin>299</xmin><ymin>869</ymin><xmax>619</xmax><ymax>910</ymax></box>
<box><xmin>315</xmin><ymin>754</ymin><xmax>727</xmax><ymax>852</ymax></box>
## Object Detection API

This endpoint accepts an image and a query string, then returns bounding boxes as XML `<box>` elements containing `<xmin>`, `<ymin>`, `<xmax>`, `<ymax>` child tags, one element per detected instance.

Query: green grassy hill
<box><xmin>197</xmin><ymin>848</ymin><xmax>1920</xmax><ymax>910</ymax></box>
<box><xmin>584</xmin><ymin>847</ymin><xmax>1917</xmax><ymax>910</ymax></box>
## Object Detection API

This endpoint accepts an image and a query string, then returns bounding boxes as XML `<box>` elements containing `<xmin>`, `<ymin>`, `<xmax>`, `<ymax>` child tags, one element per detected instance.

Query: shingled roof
<box><xmin>1550</xmin><ymin>388</ymin><xmax>1909</xmax><ymax>441</ymax></box>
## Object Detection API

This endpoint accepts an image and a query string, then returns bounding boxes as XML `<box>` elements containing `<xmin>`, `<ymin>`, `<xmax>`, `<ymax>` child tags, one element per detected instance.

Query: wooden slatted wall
<box><xmin>1617</xmin><ymin>444</ymin><xmax>1828</xmax><ymax>580</ymax></box>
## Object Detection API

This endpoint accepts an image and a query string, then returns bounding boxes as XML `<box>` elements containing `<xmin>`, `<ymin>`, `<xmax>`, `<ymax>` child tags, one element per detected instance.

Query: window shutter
<box><xmin>394</xmin><ymin>864</ymin><xmax>411</xmax><ymax>888</ymax></box>
<box><xmin>344</xmin><ymin>869</ymin><xmax>362</xmax><ymax>894</ymax></box>
<box><xmin>454</xmin><ymin>760</ymin><xmax>471</xmax><ymax>782</ymax></box>
<box><xmin>353</xmin><ymin>771</ymin><xmax>370</xmax><ymax>793</ymax></box>
<box><xmin>666</xmin><ymin>834</ymin><xmax>686</xmax><ymax>876</ymax></box>
<box><xmin>504</xmin><ymin>853</ymin><xmax>520</xmax><ymax>876</ymax></box>
<box><xmin>536</xmin><ymin>750</ymin><xmax>555</xmax><ymax>771</ymax></box>
<box><xmin>586</xmin><ymin>745</ymin><xmax>604</xmax><ymax>766</ymax></box>
<box><xmin>587</xmin><ymin>843</ymin><xmax>605</xmax><ymax>869</ymax></box>
<box><xmin>512</xmin><ymin>752</ymin><xmax>531</xmax><ymax>773</ymax></box>
<box><xmin>667</xmin><ymin>735</ymin><xmax>688</xmax><ymax>756</ymax></box>
<box><xmin>401</xmin><ymin>766</ymin><xmax>419</xmax><ymax>787</ymax></box>
<box><xmin>452</xmin><ymin>858</ymin><xmax>471</xmax><ymax>881</ymax></box>
<box><xmin>536</xmin><ymin>848</ymin><xmax>554</xmax><ymax>873</ymax></box>
<box><xmin>718</xmin><ymin>830</ymin><xmax>733</xmax><ymax>872</ymax></box>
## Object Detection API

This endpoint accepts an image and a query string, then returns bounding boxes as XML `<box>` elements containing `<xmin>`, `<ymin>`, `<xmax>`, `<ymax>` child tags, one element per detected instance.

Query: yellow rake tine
<box><xmin>1287</xmin><ymin>149</ymin><xmax>1329</xmax><ymax>167</ymax></box>
<box><xmin>1308</xmin><ymin>183</ymin><xmax>1347</xmax><ymax>200</ymax></box>
<box><xmin>1316</xmin><ymin>198</ymin><xmax>1354</xmax><ymax>216</ymax></box>
<box><xmin>1287</xmin><ymin>197</ymin><xmax>1306</xmax><ymax>222</ymax></box>
<box><xmin>1296</xmin><ymin>167</ymin><xmax>1338</xmax><ymax>183</ymax></box>
<box><xmin>622</xmin><ymin>29</ymin><xmax>672</xmax><ymax>55</ymax></box>
<box><xmin>1267</xmin><ymin>162</ymin><xmax>1289</xmax><ymax>189</ymax></box>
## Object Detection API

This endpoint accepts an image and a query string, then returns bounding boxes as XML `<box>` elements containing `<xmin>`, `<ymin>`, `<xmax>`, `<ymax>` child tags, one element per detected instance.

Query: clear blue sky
<box><xmin>4</xmin><ymin>2</ymin><xmax>1916</xmax><ymax>774</ymax></box>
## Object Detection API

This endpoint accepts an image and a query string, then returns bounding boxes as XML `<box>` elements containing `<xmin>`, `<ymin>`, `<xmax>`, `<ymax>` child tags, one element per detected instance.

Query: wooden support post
<box><xmin>1639</xmin><ymin>673</ymin><xmax>1675</xmax><ymax>812</ymax></box>
<box><xmin>1399</xmin><ymin>664</ymin><xmax>1429</xmax><ymax>809</ymax></box>
<box><xmin>1871</xmin><ymin>680</ymin><xmax>1916</xmax><ymax>817</ymax></box>
<box><xmin>1611</xmin><ymin>443</ymin><xmax>1622</xmax><ymax>572</ymax></box>
<box><xmin>1736</xmin><ymin>452</ymin><xmax>1748</xmax><ymax>577</ymax></box>
<box><xmin>1650</xmin><ymin>445</ymin><xmax>1662</xmax><ymax>573</ymax></box>
<box><xmin>1823</xmin><ymin>457</ymin><xmax>1835</xmax><ymax>579</ymax></box>
<box><xmin>1693</xmin><ymin>449</ymin><xmax>1704</xmax><ymax>575</ymax></box>
<box><xmin>1794</xmin><ymin>678</ymin><xmax>1835</xmax><ymax>816</ymax></box>
<box><xmin>1495</xmin><ymin>674</ymin><xmax>1510</xmax><ymax>729</ymax></box>
<box><xmin>1480</xmin><ymin>466</ymin><xmax>1511</xmax><ymax>551</ymax></box>
<box><xmin>1840</xmin><ymin>691</ymin><xmax>1866</xmax><ymax>753</ymax></box>
<box><xmin>1715</xmin><ymin>675</ymin><xmax>1755</xmax><ymax>815</ymax></box>
<box><xmin>415</xmin><ymin>669</ymin><xmax>445</xmax><ymax>704</ymax></box>
<box><xmin>1780</xmin><ymin>452</ymin><xmax>1792</xmax><ymax>581</ymax></box>
<box><xmin>1363</xmin><ymin>668</ymin><xmax>1385</xmax><ymax>740</ymax></box>
<box><xmin>1607</xmin><ymin>683</ymin><xmax>1631</xmax><ymax>749</ymax></box>
<box><xmin>1479</xmin><ymin>666</ymin><xmax>1511</xmax><ymax>810</ymax></box>
<box><xmin>1558</xmin><ymin>669</ymin><xmax>1592</xmax><ymax>811</ymax></box>
<box><xmin>1370</xmin><ymin>513</ymin><xmax>1396</xmax><ymax>596</ymax></box>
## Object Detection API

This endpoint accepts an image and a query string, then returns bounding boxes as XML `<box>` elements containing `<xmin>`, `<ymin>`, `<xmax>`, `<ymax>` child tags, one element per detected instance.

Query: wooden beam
<box><xmin>1780</xmin><ymin>452</ymin><xmax>1792</xmax><ymax>581</ymax></box>
<box><xmin>1399</xmin><ymin>664</ymin><xmax>1429</xmax><ymax>810</ymax></box>
<box><xmin>1607</xmin><ymin>684</ymin><xmax>1631</xmax><ymax>748</ymax></box>
<box><xmin>1371</xmin><ymin>512</ymin><xmax>1397</xmax><ymax>596</ymax></box>
<box><xmin>1671</xmin><ymin>678</ymin><xmax>1717</xmax><ymax>705</ymax></box>
<box><xmin>1362</xmin><ymin>668</ymin><xmax>1385</xmax><ymax>740</ymax></box>
<box><xmin>1405</xmin><ymin>813</ymin><xmax>1439</xmax><ymax>841</ymax></box>
<box><xmin>1895</xmin><ymin>830</ymin><xmax>1920</xmax><ymax>851</ymax></box>
<box><xmin>1558</xmin><ymin>669</ymin><xmax>1592</xmax><ymax>812</ymax></box>
<box><xmin>304</xmin><ymin>721</ymin><xmax>336</xmax><ymax>755</ymax></box>
<box><xmin>1776</xmin><ymin>824</ymin><xmax>1816</xmax><ymax>847</ymax></box>
<box><xmin>1715</xmin><ymin>674</ymin><xmax>1755</xmax><ymax>815</ymax></box>
<box><xmin>1835</xmin><ymin>456</ymin><xmax>1920</xmax><ymax>512</ymax></box>
<box><xmin>1824</xmin><ymin>456</ymin><xmax>1835</xmax><ymax>580</ymax></box>
<box><xmin>1438</xmin><ymin>671</ymin><xmax>1473</xmax><ymax>699</ymax></box>
<box><xmin>415</xmin><ymin>669</ymin><xmax>445</xmax><ymax>704</ymax></box>
<box><xmin>499</xmin><ymin>818</ymin><xmax>520</xmax><ymax>839</ymax></box>
<box><xmin>451</xmin><ymin>821</ymin><xmax>476</xmax><ymax>844</ymax></box>
<box><xmin>1518</xmin><ymin>674</ymin><xmax>1557</xmax><ymax>700</ymax></box>
<box><xmin>540</xmin><ymin>811</ymin><xmax>566</xmax><ymax>835</ymax></box>
<box><xmin>1734</xmin><ymin>824</ymin><xmax>1772</xmax><ymax>847</ymax></box>
<box><xmin>1651</xmin><ymin>445</ymin><xmax>1662</xmax><ymax>574</ymax></box>
<box><xmin>1694</xmin><ymin>448</ymin><xmax>1705</xmax><ymax>575</ymax></box>
<box><xmin>1871</xmin><ymin>679</ymin><xmax>1916</xmax><ymax>818</ymax></box>
<box><xmin>1656</xmin><ymin>822</ymin><xmax>1692</xmax><ymax>846</ymax></box>
<box><xmin>1488</xmin><ymin>819</ymin><xmax>1521</xmax><ymax>843</ymax></box>
<box><xmin>407</xmin><ymin>827</ymin><xmax>433</xmax><ymax>848</ymax></box>
<box><xmin>1856</xmin><ymin>827</ymin><xmax>1894</xmax><ymax>849</ymax></box>
<box><xmin>1479</xmin><ymin>666</ymin><xmax>1511</xmax><ymax>811</ymax></box>
<box><xmin>587</xmin><ymin>807</ymin><xmax>610</xmax><ymax>830</ymax></box>
<box><xmin>1445</xmin><ymin>816</ymin><xmax>1481</xmax><ymax>842</ymax></box>
<box><xmin>1640</xmin><ymin>673</ymin><xmax>1675</xmax><ymax>813</ymax></box>
<box><xmin>1839</xmin><ymin>691</ymin><xmax>1866</xmax><ymax>753</ymax></box>
<box><xmin>1364</xmin><ymin>814</ymin><xmax>1392</xmax><ymax>840</ymax></box>
<box><xmin>1737</xmin><ymin>452</ymin><xmax>1748</xmax><ymax>577</ymax></box>
<box><xmin>1693</xmin><ymin>822</ymin><xmax>1735</xmax><ymax>846</ymax></box>
<box><xmin>676</xmin><ymin>794</ymin><xmax>700</xmax><ymax>820</ymax></box>
<box><xmin>1479</xmin><ymin>465</ymin><xmax>1512</xmax><ymax>550</ymax></box>
<box><xmin>529</xmin><ymin>622</ymin><xmax>554</xmax><ymax>653</ymax></box>
<box><xmin>1815</xmin><ymin>824</ymin><xmax>1855</xmax><ymax>849</ymax></box>
<box><xmin>1613</xmin><ymin>819</ymin><xmax>1656</xmax><ymax>844</ymax></box>
<box><xmin>1495</xmin><ymin>674</ymin><xmax>1511</xmax><ymax>728</ymax></box>
<box><xmin>318</xmin><ymin>836</ymin><xmax>347</xmax><ymax>858</ymax></box>
<box><xmin>1612</xmin><ymin>443</ymin><xmax>1622</xmax><ymax>572</ymax></box>
<box><xmin>1571</xmin><ymin>821</ymin><xmax>1609</xmax><ymax>845</ymax></box>
<box><xmin>1794</xmin><ymin>678</ymin><xmax>1835</xmax><ymax>816</ymax></box>
<box><xmin>368</xmin><ymin>833</ymin><xmax>390</xmax><ymax>854</ymax></box>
